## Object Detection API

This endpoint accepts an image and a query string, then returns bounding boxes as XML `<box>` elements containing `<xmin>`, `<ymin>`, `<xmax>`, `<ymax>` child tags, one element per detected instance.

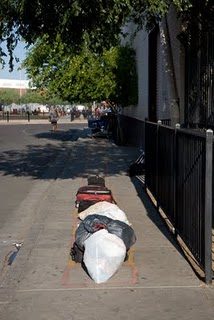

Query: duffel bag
<box><xmin>75</xmin><ymin>185</ymin><xmax>114</xmax><ymax>207</ymax></box>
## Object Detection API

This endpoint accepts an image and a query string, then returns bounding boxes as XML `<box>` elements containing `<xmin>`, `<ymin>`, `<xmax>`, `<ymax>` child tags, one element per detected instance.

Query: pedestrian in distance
<box><xmin>49</xmin><ymin>108</ymin><xmax>59</xmax><ymax>132</ymax></box>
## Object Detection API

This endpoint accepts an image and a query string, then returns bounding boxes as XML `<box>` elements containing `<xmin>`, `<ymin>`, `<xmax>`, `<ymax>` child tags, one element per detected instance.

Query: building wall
<box><xmin>0</xmin><ymin>78</ymin><xmax>30</xmax><ymax>90</ymax></box>
<box><xmin>121</xmin><ymin>5</ymin><xmax>185</xmax><ymax>125</ymax></box>
<box><xmin>156</xmin><ymin>6</ymin><xmax>185</xmax><ymax>123</ymax></box>
<box><xmin>167</xmin><ymin>6</ymin><xmax>185</xmax><ymax>124</ymax></box>
<box><xmin>156</xmin><ymin>30</ymin><xmax>170</xmax><ymax>121</ymax></box>
<box><xmin>121</xmin><ymin>27</ymin><xmax>149</xmax><ymax>121</ymax></box>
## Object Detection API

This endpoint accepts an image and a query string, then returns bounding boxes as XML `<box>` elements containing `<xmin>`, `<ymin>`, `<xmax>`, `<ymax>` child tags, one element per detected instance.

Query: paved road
<box><xmin>0</xmin><ymin>121</ymin><xmax>87</xmax><ymax>277</ymax></box>
<box><xmin>0</xmin><ymin>124</ymin><xmax>213</xmax><ymax>320</ymax></box>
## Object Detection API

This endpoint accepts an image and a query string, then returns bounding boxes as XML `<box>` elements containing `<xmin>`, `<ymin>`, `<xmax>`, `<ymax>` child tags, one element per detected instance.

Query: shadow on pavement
<box><xmin>35</xmin><ymin>129</ymin><xmax>81</xmax><ymax>141</ymax></box>
<box><xmin>0</xmin><ymin>143</ymin><xmax>63</xmax><ymax>179</ymax></box>
<box><xmin>131</xmin><ymin>176</ymin><xmax>205</xmax><ymax>281</ymax></box>
<box><xmin>0</xmin><ymin>128</ymin><xmax>137</xmax><ymax>180</ymax></box>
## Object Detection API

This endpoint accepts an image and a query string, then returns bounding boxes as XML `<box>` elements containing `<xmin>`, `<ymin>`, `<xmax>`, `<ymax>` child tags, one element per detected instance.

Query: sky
<box><xmin>0</xmin><ymin>41</ymin><xmax>28</xmax><ymax>80</ymax></box>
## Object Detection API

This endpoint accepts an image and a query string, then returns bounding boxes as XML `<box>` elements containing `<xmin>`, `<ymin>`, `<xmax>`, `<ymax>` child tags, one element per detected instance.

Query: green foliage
<box><xmin>0</xmin><ymin>0</ymin><xmax>213</xmax><ymax>110</ymax></box>
<box><xmin>130</xmin><ymin>1</ymin><xmax>213</xmax><ymax>35</ymax></box>
<box><xmin>0</xmin><ymin>88</ymin><xmax>67</xmax><ymax>105</ymax></box>
<box><xmin>19</xmin><ymin>89</ymin><xmax>68</xmax><ymax>105</ymax></box>
<box><xmin>0</xmin><ymin>0</ymin><xmax>132</xmax><ymax>69</ymax></box>
<box><xmin>19</xmin><ymin>90</ymin><xmax>46</xmax><ymax>104</ymax></box>
<box><xmin>1</xmin><ymin>1</ymin><xmax>213</xmax><ymax>70</ymax></box>
<box><xmin>23</xmin><ymin>40</ymin><xmax>138</xmax><ymax>106</ymax></box>
<box><xmin>0</xmin><ymin>89</ymin><xmax>20</xmax><ymax>104</ymax></box>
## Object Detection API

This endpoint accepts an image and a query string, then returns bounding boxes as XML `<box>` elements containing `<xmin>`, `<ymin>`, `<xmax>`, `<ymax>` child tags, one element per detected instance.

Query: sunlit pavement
<box><xmin>0</xmin><ymin>120</ymin><xmax>213</xmax><ymax>320</ymax></box>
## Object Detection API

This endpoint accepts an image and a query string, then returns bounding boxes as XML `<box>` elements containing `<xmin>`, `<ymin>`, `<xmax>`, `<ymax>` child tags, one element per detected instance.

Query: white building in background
<box><xmin>0</xmin><ymin>78</ymin><xmax>31</xmax><ymax>90</ymax></box>
<box><xmin>0</xmin><ymin>78</ymin><xmax>32</xmax><ymax>98</ymax></box>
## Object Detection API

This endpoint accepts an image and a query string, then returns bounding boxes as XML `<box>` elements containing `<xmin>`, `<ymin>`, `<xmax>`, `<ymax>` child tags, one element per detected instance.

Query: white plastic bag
<box><xmin>83</xmin><ymin>229</ymin><xmax>126</xmax><ymax>284</ymax></box>
<box><xmin>78</xmin><ymin>201</ymin><xmax>131</xmax><ymax>225</ymax></box>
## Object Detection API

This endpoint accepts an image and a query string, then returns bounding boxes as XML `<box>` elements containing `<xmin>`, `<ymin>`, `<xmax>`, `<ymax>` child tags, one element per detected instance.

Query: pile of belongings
<box><xmin>70</xmin><ymin>176</ymin><xmax>136</xmax><ymax>284</ymax></box>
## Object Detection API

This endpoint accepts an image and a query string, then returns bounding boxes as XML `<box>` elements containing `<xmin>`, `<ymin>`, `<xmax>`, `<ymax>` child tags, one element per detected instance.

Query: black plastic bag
<box><xmin>107</xmin><ymin>220</ymin><xmax>136</xmax><ymax>250</ymax></box>
<box><xmin>75</xmin><ymin>214</ymin><xmax>136</xmax><ymax>251</ymax></box>
<box><xmin>75</xmin><ymin>214</ymin><xmax>111</xmax><ymax>250</ymax></box>
<box><xmin>70</xmin><ymin>242</ymin><xmax>84</xmax><ymax>263</ymax></box>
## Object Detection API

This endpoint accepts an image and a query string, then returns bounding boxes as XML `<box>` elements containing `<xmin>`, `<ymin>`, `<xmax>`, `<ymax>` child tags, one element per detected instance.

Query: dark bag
<box><xmin>70</xmin><ymin>242</ymin><xmax>84</xmax><ymax>263</ymax></box>
<box><xmin>75</xmin><ymin>214</ymin><xmax>111</xmax><ymax>250</ymax></box>
<box><xmin>75</xmin><ymin>214</ymin><xmax>136</xmax><ymax>251</ymax></box>
<box><xmin>75</xmin><ymin>185</ymin><xmax>114</xmax><ymax>207</ymax></box>
<box><xmin>87</xmin><ymin>175</ymin><xmax>105</xmax><ymax>186</ymax></box>
<box><xmin>107</xmin><ymin>220</ymin><xmax>136</xmax><ymax>250</ymax></box>
<box><xmin>77</xmin><ymin>200</ymin><xmax>98</xmax><ymax>213</ymax></box>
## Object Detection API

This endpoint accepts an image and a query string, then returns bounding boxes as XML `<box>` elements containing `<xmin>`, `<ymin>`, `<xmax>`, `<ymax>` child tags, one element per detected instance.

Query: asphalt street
<box><xmin>0</xmin><ymin>121</ymin><xmax>87</xmax><ymax>279</ymax></box>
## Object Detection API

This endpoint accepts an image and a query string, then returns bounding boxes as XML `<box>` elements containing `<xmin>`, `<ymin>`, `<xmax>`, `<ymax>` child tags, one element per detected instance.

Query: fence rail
<box><xmin>0</xmin><ymin>111</ymin><xmax>49</xmax><ymax>122</ymax></box>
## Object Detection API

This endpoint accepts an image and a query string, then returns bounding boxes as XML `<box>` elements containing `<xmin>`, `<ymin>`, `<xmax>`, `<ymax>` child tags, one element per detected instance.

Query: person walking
<box><xmin>49</xmin><ymin>108</ymin><xmax>59</xmax><ymax>131</ymax></box>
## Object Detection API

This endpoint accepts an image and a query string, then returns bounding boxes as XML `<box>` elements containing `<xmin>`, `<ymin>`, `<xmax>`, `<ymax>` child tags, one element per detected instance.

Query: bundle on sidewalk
<box><xmin>70</xmin><ymin>176</ymin><xmax>136</xmax><ymax>283</ymax></box>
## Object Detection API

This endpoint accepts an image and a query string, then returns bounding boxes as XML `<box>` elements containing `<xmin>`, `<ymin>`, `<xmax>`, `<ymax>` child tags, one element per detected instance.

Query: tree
<box><xmin>0</xmin><ymin>0</ymin><xmax>132</xmax><ymax>70</ymax></box>
<box><xmin>19</xmin><ymin>90</ymin><xmax>68</xmax><ymax>105</ymax></box>
<box><xmin>0</xmin><ymin>89</ymin><xmax>20</xmax><ymax>104</ymax></box>
<box><xmin>23</xmin><ymin>38</ymin><xmax>137</xmax><ymax>105</ymax></box>
<box><xmin>1</xmin><ymin>1</ymin><xmax>213</xmax><ymax>120</ymax></box>
<box><xmin>1</xmin><ymin>1</ymin><xmax>213</xmax><ymax>70</ymax></box>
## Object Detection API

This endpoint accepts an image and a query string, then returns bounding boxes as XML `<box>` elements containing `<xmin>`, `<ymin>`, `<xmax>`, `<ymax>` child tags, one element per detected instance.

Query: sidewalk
<box><xmin>0</xmin><ymin>129</ymin><xmax>213</xmax><ymax>320</ymax></box>
<box><xmin>0</xmin><ymin>115</ymin><xmax>86</xmax><ymax>125</ymax></box>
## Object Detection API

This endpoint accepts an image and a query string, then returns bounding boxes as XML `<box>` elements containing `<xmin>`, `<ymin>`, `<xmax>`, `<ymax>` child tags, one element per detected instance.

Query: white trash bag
<box><xmin>83</xmin><ymin>229</ymin><xmax>126</xmax><ymax>284</ymax></box>
<box><xmin>78</xmin><ymin>201</ymin><xmax>131</xmax><ymax>225</ymax></box>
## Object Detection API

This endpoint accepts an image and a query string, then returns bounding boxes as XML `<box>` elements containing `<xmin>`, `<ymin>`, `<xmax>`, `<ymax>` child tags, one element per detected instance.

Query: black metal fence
<box><xmin>116</xmin><ymin>114</ymin><xmax>213</xmax><ymax>283</ymax></box>
<box><xmin>116</xmin><ymin>115</ymin><xmax>145</xmax><ymax>148</ymax></box>
<box><xmin>0</xmin><ymin>111</ymin><xmax>49</xmax><ymax>122</ymax></box>
<box><xmin>145</xmin><ymin>121</ymin><xmax>213</xmax><ymax>284</ymax></box>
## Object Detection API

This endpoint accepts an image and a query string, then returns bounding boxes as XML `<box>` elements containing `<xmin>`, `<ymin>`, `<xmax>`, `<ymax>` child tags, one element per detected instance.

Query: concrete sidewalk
<box><xmin>0</xmin><ymin>115</ymin><xmax>86</xmax><ymax>125</ymax></box>
<box><xmin>0</xmin><ymin>130</ymin><xmax>213</xmax><ymax>320</ymax></box>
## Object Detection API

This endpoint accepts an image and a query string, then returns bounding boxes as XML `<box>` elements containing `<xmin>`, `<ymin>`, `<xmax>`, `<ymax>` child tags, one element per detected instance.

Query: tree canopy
<box><xmin>0</xmin><ymin>87</ymin><xmax>69</xmax><ymax>105</ymax></box>
<box><xmin>1</xmin><ymin>1</ymin><xmax>213</xmax><ymax>70</ymax></box>
<box><xmin>23</xmin><ymin>37</ymin><xmax>137</xmax><ymax>105</ymax></box>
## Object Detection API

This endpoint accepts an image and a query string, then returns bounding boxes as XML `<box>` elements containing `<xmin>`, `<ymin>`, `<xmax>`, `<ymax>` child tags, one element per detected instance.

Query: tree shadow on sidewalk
<box><xmin>35</xmin><ymin>129</ymin><xmax>82</xmax><ymax>141</ymax></box>
<box><xmin>0</xmin><ymin>128</ymin><xmax>138</xmax><ymax>180</ymax></box>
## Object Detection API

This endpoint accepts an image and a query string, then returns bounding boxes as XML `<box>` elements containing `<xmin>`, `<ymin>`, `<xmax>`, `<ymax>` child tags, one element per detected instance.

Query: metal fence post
<box><xmin>205</xmin><ymin>129</ymin><xmax>213</xmax><ymax>284</ymax></box>
<box><xmin>6</xmin><ymin>111</ymin><xmax>9</xmax><ymax>122</ymax></box>
<box><xmin>144</xmin><ymin>120</ymin><xmax>147</xmax><ymax>190</ymax></box>
<box><xmin>156</xmin><ymin>120</ymin><xmax>162</xmax><ymax>210</ymax></box>
<box><xmin>173</xmin><ymin>123</ymin><xmax>180</xmax><ymax>234</ymax></box>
